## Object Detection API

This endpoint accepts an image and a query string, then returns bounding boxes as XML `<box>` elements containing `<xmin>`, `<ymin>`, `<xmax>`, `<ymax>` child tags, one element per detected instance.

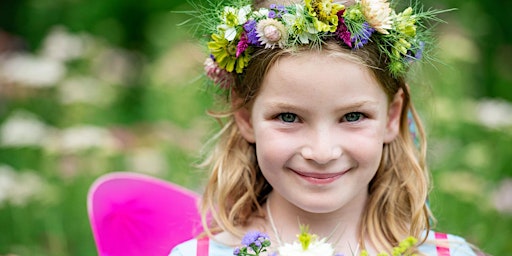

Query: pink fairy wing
<box><xmin>87</xmin><ymin>172</ymin><xmax>203</xmax><ymax>256</ymax></box>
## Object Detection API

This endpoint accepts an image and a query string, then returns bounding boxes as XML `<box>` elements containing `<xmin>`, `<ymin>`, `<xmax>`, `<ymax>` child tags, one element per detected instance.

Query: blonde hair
<box><xmin>199</xmin><ymin>39</ymin><xmax>433</xmax><ymax>253</ymax></box>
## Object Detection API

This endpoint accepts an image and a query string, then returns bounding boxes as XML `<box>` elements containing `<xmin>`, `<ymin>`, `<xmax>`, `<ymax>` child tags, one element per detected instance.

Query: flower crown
<box><xmin>201</xmin><ymin>0</ymin><xmax>446</xmax><ymax>88</ymax></box>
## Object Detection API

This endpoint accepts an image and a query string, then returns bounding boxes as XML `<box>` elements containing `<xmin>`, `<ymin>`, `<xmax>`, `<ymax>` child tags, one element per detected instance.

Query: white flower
<box><xmin>45</xmin><ymin>125</ymin><xmax>117</xmax><ymax>153</ymax></box>
<box><xmin>256</xmin><ymin>19</ymin><xmax>288</xmax><ymax>49</ymax></box>
<box><xmin>126</xmin><ymin>148</ymin><xmax>168</xmax><ymax>176</ymax></box>
<box><xmin>0</xmin><ymin>53</ymin><xmax>65</xmax><ymax>87</ymax></box>
<box><xmin>0</xmin><ymin>165</ymin><xmax>47</xmax><ymax>207</ymax></box>
<box><xmin>492</xmin><ymin>178</ymin><xmax>512</xmax><ymax>215</ymax></box>
<box><xmin>218</xmin><ymin>5</ymin><xmax>252</xmax><ymax>41</ymax></box>
<box><xmin>41</xmin><ymin>26</ymin><xmax>86</xmax><ymax>62</ymax></box>
<box><xmin>253</xmin><ymin>8</ymin><xmax>270</xmax><ymax>19</ymax></box>
<box><xmin>475</xmin><ymin>98</ymin><xmax>512</xmax><ymax>129</ymax></box>
<box><xmin>0</xmin><ymin>111</ymin><xmax>50</xmax><ymax>147</ymax></box>
<box><xmin>58</xmin><ymin>76</ymin><xmax>115</xmax><ymax>105</ymax></box>
<box><xmin>278</xmin><ymin>238</ymin><xmax>335</xmax><ymax>256</ymax></box>
<box><xmin>361</xmin><ymin>0</ymin><xmax>394</xmax><ymax>34</ymax></box>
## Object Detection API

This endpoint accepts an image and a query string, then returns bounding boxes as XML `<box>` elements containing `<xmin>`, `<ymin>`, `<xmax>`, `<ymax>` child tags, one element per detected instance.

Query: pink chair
<box><xmin>87</xmin><ymin>172</ymin><xmax>203</xmax><ymax>256</ymax></box>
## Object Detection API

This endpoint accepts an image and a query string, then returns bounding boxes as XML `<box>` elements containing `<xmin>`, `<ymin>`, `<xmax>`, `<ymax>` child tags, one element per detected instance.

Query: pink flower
<box><xmin>204</xmin><ymin>57</ymin><xmax>235</xmax><ymax>89</ymax></box>
<box><xmin>335</xmin><ymin>10</ymin><xmax>352</xmax><ymax>48</ymax></box>
<box><xmin>236</xmin><ymin>32</ymin><xmax>249</xmax><ymax>58</ymax></box>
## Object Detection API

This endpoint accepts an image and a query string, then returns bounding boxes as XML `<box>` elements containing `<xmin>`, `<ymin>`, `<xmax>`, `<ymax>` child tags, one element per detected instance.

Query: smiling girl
<box><xmin>170</xmin><ymin>0</ymin><xmax>481</xmax><ymax>255</ymax></box>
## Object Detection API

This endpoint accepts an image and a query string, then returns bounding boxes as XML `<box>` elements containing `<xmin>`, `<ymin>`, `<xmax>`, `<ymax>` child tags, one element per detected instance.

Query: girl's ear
<box><xmin>233</xmin><ymin>97</ymin><xmax>256</xmax><ymax>143</ymax></box>
<box><xmin>384</xmin><ymin>88</ymin><xmax>404</xmax><ymax>143</ymax></box>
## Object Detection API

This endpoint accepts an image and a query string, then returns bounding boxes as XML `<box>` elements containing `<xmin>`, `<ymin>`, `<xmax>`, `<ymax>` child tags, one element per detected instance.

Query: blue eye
<box><xmin>278</xmin><ymin>113</ymin><xmax>298</xmax><ymax>123</ymax></box>
<box><xmin>343</xmin><ymin>112</ymin><xmax>363</xmax><ymax>122</ymax></box>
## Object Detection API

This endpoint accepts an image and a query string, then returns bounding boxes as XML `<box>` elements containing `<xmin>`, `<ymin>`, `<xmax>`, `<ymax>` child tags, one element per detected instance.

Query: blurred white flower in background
<box><xmin>492</xmin><ymin>178</ymin><xmax>512</xmax><ymax>216</ymax></box>
<box><xmin>126</xmin><ymin>147</ymin><xmax>168</xmax><ymax>176</ymax></box>
<box><xmin>45</xmin><ymin>125</ymin><xmax>117</xmax><ymax>154</ymax></box>
<box><xmin>58</xmin><ymin>76</ymin><xmax>115</xmax><ymax>105</ymax></box>
<box><xmin>92</xmin><ymin>48</ymin><xmax>139</xmax><ymax>85</ymax></box>
<box><xmin>41</xmin><ymin>26</ymin><xmax>86</xmax><ymax>62</ymax></box>
<box><xmin>0</xmin><ymin>110</ymin><xmax>51</xmax><ymax>147</ymax></box>
<box><xmin>0</xmin><ymin>165</ymin><xmax>17</xmax><ymax>204</ymax></box>
<box><xmin>475</xmin><ymin>98</ymin><xmax>512</xmax><ymax>129</ymax></box>
<box><xmin>0</xmin><ymin>53</ymin><xmax>65</xmax><ymax>87</ymax></box>
<box><xmin>0</xmin><ymin>165</ymin><xmax>47</xmax><ymax>207</ymax></box>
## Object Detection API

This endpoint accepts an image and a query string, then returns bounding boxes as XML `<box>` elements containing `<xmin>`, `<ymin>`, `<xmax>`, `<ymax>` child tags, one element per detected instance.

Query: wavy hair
<box><xmin>198</xmin><ymin>39</ymin><xmax>433</xmax><ymax>253</ymax></box>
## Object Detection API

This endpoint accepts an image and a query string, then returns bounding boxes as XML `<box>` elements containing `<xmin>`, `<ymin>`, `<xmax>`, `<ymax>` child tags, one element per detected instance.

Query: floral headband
<box><xmin>200</xmin><ymin>0</ymin><xmax>447</xmax><ymax>88</ymax></box>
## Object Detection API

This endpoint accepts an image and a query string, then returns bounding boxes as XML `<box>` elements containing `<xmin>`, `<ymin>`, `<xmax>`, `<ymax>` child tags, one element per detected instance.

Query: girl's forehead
<box><xmin>269</xmin><ymin>49</ymin><xmax>370</xmax><ymax>79</ymax></box>
<box><xmin>261</xmin><ymin>50</ymin><xmax>383</xmax><ymax>96</ymax></box>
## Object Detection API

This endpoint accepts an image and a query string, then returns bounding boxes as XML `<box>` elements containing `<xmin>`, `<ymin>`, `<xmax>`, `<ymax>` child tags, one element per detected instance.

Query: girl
<box><xmin>171</xmin><ymin>0</ymin><xmax>480</xmax><ymax>255</ymax></box>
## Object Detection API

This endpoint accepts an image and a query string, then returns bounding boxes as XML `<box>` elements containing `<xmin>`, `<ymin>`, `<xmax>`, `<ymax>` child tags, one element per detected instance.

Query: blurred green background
<box><xmin>0</xmin><ymin>0</ymin><xmax>510</xmax><ymax>255</ymax></box>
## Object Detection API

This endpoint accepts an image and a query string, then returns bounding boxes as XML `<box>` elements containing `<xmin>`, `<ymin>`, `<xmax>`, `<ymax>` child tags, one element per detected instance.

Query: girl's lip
<box><xmin>291</xmin><ymin>169</ymin><xmax>349</xmax><ymax>184</ymax></box>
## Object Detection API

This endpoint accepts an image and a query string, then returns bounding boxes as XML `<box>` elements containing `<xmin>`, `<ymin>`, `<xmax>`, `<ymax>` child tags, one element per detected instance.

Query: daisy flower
<box><xmin>360</xmin><ymin>0</ymin><xmax>394</xmax><ymax>34</ymax></box>
<box><xmin>256</xmin><ymin>18</ymin><xmax>288</xmax><ymax>49</ymax></box>
<box><xmin>278</xmin><ymin>225</ymin><xmax>336</xmax><ymax>256</ymax></box>
<box><xmin>218</xmin><ymin>5</ymin><xmax>252</xmax><ymax>41</ymax></box>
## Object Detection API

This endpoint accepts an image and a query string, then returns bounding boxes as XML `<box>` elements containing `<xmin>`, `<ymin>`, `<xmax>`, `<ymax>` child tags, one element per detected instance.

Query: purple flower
<box><xmin>243</xmin><ymin>20</ymin><xmax>261</xmax><ymax>46</ymax></box>
<box><xmin>268</xmin><ymin>4</ymin><xmax>287</xmax><ymax>18</ymax></box>
<box><xmin>351</xmin><ymin>22</ymin><xmax>375</xmax><ymax>49</ymax></box>
<box><xmin>241</xmin><ymin>231</ymin><xmax>268</xmax><ymax>246</ymax></box>
<box><xmin>335</xmin><ymin>10</ymin><xmax>352</xmax><ymax>48</ymax></box>
<box><xmin>414</xmin><ymin>41</ymin><xmax>425</xmax><ymax>60</ymax></box>
<box><xmin>406</xmin><ymin>41</ymin><xmax>425</xmax><ymax>62</ymax></box>
<box><xmin>233</xmin><ymin>247</ymin><xmax>241</xmax><ymax>255</ymax></box>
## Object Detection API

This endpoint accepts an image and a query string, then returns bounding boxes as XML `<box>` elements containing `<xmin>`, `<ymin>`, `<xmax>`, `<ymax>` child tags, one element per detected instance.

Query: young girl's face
<box><xmin>236</xmin><ymin>50</ymin><xmax>403</xmax><ymax>214</ymax></box>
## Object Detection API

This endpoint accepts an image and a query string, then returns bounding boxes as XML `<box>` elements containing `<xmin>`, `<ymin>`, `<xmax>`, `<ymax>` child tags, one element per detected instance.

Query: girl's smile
<box><xmin>290</xmin><ymin>168</ymin><xmax>350</xmax><ymax>185</ymax></box>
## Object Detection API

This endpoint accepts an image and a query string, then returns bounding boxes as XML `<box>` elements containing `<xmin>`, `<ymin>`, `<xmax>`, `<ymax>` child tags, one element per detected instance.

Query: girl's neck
<box><xmin>261</xmin><ymin>192</ymin><xmax>375</xmax><ymax>255</ymax></box>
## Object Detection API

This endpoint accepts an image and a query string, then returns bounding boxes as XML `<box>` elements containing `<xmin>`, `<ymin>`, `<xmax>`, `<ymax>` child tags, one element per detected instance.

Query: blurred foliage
<box><xmin>0</xmin><ymin>0</ymin><xmax>511</xmax><ymax>255</ymax></box>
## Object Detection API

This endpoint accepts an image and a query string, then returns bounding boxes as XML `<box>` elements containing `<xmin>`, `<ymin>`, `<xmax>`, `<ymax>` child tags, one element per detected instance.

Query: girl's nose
<box><xmin>300</xmin><ymin>129</ymin><xmax>342</xmax><ymax>164</ymax></box>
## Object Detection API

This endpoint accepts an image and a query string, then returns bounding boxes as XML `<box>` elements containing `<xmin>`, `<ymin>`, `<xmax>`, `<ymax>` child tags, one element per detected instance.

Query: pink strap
<box><xmin>196</xmin><ymin>237</ymin><xmax>209</xmax><ymax>256</ymax></box>
<box><xmin>435</xmin><ymin>232</ymin><xmax>450</xmax><ymax>256</ymax></box>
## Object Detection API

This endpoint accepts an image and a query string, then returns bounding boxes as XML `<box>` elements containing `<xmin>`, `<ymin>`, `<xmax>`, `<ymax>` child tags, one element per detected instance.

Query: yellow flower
<box><xmin>395</xmin><ymin>7</ymin><xmax>417</xmax><ymax>37</ymax></box>
<box><xmin>392</xmin><ymin>37</ymin><xmax>412</xmax><ymax>57</ymax></box>
<box><xmin>207</xmin><ymin>33</ymin><xmax>250</xmax><ymax>73</ymax></box>
<box><xmin>282</xmin><ymin>4</ymin><xmax>317</xmax><ymax>44</ymax></box>
<box><xmin>297</xmin><ymin>225</ymin><xmax>315</xmax><ymax>250</ymax></box>
<box><xmin>305</xmin><ymin>0</ymin><xmax>344</xmax><ymax>32</ymax></box>
<box><xmin>278</xmin><ymin>225</ymin><xmax>335</xmax><ymax>255</ymax></box>
<box><xmin>361</xmin><ymin>0</ymin><xmax>394</xmax><ymax>34</ymax></box>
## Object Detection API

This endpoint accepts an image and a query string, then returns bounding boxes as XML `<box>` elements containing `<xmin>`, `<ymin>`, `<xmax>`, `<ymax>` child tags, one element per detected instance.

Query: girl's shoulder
<box><xmin>417</xmin><ymin>230</ymin><xmax>479</xmax><ymax>256</ymax></box>
<box><xmin>169</xmin><ymin>237</ymin><xmax>233</xmax><ymax>256</ymax></box>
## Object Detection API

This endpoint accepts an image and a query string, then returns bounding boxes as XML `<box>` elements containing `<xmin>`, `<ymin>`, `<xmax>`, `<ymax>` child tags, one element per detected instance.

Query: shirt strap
<box><xmin>196</xmin><ymin>237</ymin><xmax>210</xmax><ymax>256</ymax></box>
<box><xmin>435</xmin><ymin>232</ymin><xmax>451</xmax><ymax>256</ymax></box>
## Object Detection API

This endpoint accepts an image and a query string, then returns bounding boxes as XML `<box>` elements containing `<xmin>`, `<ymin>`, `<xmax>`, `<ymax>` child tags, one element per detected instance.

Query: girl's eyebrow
<box><xmin>268</xmin><ymin>99</ymin><xmax>379</xmax><ymax>109</ymax></box>
<box><xmin>264</xmin><ymin>100</ymin><xmax>380</xmax><ymax>112</ymax></box>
